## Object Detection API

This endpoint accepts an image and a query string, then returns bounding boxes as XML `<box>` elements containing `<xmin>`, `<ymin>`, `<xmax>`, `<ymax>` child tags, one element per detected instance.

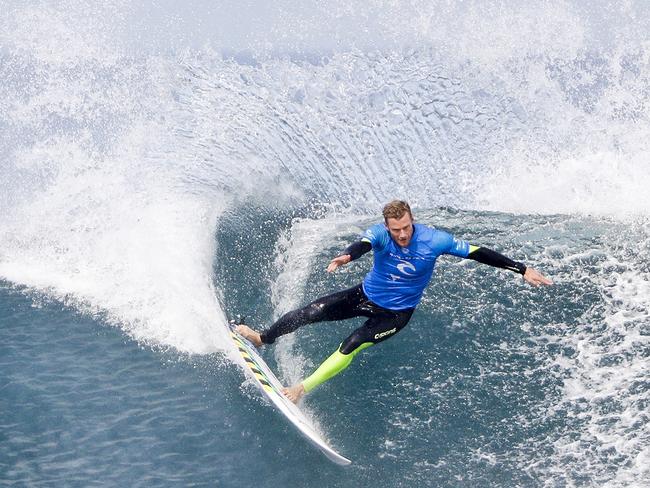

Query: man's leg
<box><xmin>237</xmin><ymin>284</ymin><xmax>365</xmax><ymax>346</ymax></box>
<box><xmin>284</xmin><ymin>307</ymin><xmax>414</xmax><ymax>403</ymax></box>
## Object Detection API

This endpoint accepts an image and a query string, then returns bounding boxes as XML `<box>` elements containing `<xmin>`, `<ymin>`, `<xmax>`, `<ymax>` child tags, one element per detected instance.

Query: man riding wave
<box><xmin>237</xmin><ymin>200</ymin><xmax>552</xmax><ymax>403</ymax></box>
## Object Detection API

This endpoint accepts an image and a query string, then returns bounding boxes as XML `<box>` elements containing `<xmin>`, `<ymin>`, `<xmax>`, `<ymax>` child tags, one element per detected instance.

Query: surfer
<box><xmin>237</xmin><ymin>200</ymin><xmax>552</xmax><ymax>403</ymax></box>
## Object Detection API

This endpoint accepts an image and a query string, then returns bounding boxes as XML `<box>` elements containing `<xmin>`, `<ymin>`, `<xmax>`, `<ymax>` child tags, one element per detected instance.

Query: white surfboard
<box><xmin>228</xmin><ymin>322</ymin><xmax>352</xmax><ymax>466</ymax></box>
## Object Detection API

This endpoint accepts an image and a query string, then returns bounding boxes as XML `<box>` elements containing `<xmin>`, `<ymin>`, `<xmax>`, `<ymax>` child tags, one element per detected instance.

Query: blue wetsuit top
<box><xmin>361</xmin><ymin>223</ymin><xmax>471</xmax><ymax>310</ymax></box>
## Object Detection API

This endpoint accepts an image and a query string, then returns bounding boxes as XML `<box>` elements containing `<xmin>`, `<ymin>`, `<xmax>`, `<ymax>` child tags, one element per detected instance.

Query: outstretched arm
<box><xmin>326</xmin><ymin>239</ymin><xmax>372</xmax><ymax>273</ymax></box>
<box><xmin>467</xmin><ymin>245</ymin><xmax>553</xmax><ymax>286</ymax></box>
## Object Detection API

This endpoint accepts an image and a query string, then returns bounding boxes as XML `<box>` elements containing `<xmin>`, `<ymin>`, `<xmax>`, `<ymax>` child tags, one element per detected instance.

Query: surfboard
<box><xmin>227</xmin><ymin>321</ymin><xmax>352</xmax><ymax>466</ymax></box>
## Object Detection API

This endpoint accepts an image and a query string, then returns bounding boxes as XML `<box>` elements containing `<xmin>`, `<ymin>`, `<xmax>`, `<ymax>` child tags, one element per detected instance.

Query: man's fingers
<box><xmin>327</xmin><ymin>255</ymin><xmax>351</xmax><ymax>273</ymax></box>
<box><xmin>534</xmin><ymin>271</ymin><xmax>553</xmax><ymax>285</ymax></box>
<box><xmin>326</xmin><ymin>260</ymin><xmax>341</xmax><ymax>273</ymax></box>
<box><xmin>540</xmin><ymin>276</ymin><xmax>553</xmax><ymax>285</ymax></box>
<box><xmin>524</xmin><ymin>268</ymin><xmax>553</xmax><ymax>286</ymax></box>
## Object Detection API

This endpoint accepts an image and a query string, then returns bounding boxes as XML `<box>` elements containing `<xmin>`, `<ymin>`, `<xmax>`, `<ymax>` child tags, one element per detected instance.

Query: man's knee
<box><xmin>340</xmin><ymin>321</ymin><xmax>405</xmax><ymax>354</ymax></box>
<box><xmin>339</xmin><ymin>331</ymin><xmax>369</xmax><ymax>355</ymax></box>
<box><xmin>303</xmin><ymin>301</ymin><xmax>327</xmax><ymax>322</ymax></box>
<box><xmin>278</xmin><ymin>303</ymin><xmax>320</xmax><ymax>326</ymax></box>
<box><xmin>338</xmin><ymin>338</ymin><xmax>374</xmax><ymax>357</ymax></box>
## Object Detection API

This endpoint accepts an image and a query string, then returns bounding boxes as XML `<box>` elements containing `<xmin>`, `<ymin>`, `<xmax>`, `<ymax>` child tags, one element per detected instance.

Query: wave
<box><xmin>1</xmin><ymin>3</ymin><xmax>649</xmax><ymax>485</ymax></box>
<box><xmin>1</xmin><ymin>1</ymin><xmax>649</xmax><ymax>350</ymax></box>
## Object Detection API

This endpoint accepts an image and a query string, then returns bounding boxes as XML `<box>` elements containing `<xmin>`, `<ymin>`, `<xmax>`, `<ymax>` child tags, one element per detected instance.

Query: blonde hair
<box><xmin>382</xmin><ymin>200</ymin><xmax>413</xmax><ymax>222</ymax></box>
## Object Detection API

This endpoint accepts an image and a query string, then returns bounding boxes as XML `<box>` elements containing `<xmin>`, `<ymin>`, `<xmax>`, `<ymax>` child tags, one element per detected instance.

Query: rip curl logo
<box><xmin>396</xmin><ymin>260</ymin><xmax>416</xmax><ymax>275</ymax></box>
<box><xmin>389</xmin><ymin>259</ymin><xmax>416</xmax><ymax>281</ymax></box>
<box><xmin>374</xmin><ymin>328</ymin><xmax>397</xmax><ymax>340</ymax></box>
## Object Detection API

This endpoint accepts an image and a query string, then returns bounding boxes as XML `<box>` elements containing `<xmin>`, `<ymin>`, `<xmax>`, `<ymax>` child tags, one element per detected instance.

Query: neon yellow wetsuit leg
<box><xmin>302</xmin><ymin>342</ymin><xmax>374</xmax><ymax>393</ymax></box>
<box><xmin>299</xmin><ymin>298</ymin><xmax>414</xmax><ymax>393</ymax></box>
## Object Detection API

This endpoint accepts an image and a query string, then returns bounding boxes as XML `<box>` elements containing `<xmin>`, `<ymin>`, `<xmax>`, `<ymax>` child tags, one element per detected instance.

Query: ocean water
<box><xmin>1</xmin><ymin>1</ymin><xmax>649</xmax><ymax>487</ymax></box>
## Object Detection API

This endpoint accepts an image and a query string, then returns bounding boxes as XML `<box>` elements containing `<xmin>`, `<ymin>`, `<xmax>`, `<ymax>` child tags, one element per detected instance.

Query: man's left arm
<box><xmin>466</xmin><ymin>245</ymin><xmax>553</xmax><ymax>286</ymax></box>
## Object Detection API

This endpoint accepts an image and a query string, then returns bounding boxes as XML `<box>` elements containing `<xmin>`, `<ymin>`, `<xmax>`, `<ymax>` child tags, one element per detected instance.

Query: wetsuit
<box><xmin>260</xmin><ymin>223</ymin><xmax>527</xmax><ymax>393</ymax></box>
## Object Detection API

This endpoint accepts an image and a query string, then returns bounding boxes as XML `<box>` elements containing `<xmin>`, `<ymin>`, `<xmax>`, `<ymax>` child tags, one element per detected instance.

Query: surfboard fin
<box><xmin>229</xmin><ymin>315</ymin><xmax>246</xmax><ymax>326</ymax></box>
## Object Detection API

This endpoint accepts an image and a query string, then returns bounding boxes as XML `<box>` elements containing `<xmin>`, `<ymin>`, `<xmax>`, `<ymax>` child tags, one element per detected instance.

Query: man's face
<box><xmin>385</xmin><ymin>213</ymin><xmax>414</xmax><ymax>248</ymax></box>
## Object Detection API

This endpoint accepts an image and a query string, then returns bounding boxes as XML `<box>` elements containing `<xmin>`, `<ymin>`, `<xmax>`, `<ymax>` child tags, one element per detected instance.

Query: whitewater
<box><xmin>1</xmin><ymin>1</ymin><xmax>648</xmax><ymax>486</ymax></box>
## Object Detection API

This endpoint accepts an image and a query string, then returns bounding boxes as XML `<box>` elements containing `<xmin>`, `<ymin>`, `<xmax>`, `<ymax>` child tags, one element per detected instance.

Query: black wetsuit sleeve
<box><xmin>342</xmin><ymin>240</ymin><xmax>372</xmax><ymax>261</ymax></box>
<box><xmin>467</xmin><ymin>247</ymin><xmax>527</xmax><ymax>275</ymax></box>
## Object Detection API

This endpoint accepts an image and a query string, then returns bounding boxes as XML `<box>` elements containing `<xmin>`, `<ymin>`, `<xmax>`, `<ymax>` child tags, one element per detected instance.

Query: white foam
<box><xmin>0</xmin><ymin>156</ymin><xmax>229</xmax><ymax>353</ymax></box>
<box><xmin>478</xmin><ymin>136</ymin><xmax>650</xmax><ymax>218</ymax></box>
<box><xmin>0</xmin><ymin>2</ymin><xmax>124</xmax><ymax>64</ymax></box>
<box><xmin>521</xmin><ymin>223</ymin><xmax>650</xmax><ymax>485</ymax></box>
<box><xmin>269</xmin><ymin>216</ymin><xmax>364</xmax><ymax>385</ymax></box>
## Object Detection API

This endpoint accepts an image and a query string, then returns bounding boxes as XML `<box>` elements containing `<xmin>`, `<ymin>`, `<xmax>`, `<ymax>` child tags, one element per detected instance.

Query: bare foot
<box><xmin>235</xmin><ymin>324</ymin><xmax>263</xmax><ymax>347</ymax></box>
<box><xmin>282</xmin><ymin>383</ymin><xmax>305</xmax><ymax>404</ymax></box>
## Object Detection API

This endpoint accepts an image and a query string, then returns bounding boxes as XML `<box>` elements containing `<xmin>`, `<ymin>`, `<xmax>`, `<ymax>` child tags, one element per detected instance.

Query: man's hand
<box><xmin>327</xmin><ymin>255</ymin><xmax>351</xmax><ymax>273</ymax></box>
<box><xmin>523</xmin><ymin>267</ymin><xmax>553</xmax><ymax>286</ymax></box>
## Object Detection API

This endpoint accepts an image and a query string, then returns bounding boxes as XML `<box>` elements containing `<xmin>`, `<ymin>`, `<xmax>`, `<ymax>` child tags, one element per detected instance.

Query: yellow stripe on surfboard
<box><xmin>230</xmin><ymin>331</ymin><xmax>277</xmax><ymax>394</ymax></box>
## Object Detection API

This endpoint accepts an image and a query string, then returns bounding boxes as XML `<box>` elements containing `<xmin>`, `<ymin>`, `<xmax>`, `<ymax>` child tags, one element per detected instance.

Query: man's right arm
<box><xmin>343</xmin><ymin>239</ymin><xmax>372</xmax><ymax>260</ymax></box>
<box><xmin>326</xmin><ymin>239</ymin><xmax>372</xmax><ymax>272</ymax></box>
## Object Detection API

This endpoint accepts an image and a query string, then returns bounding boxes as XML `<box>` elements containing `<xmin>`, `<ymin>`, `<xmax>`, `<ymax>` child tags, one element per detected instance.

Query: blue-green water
<box><xmin>1</xmin><ymin>2</ymin><xmax>649</xmax><ymax>486</ymax></box>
